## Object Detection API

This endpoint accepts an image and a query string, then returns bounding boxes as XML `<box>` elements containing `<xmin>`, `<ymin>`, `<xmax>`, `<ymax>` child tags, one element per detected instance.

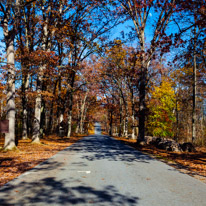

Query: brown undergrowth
<box><xmin>0</xmin><ymin>135</ymin><xmax>84</xmax><ymax>187</ymax></box>
<box><xmin>114</xmin><ymin>136</ymin><xmax>206</xmax><ymax>184</ymax></box>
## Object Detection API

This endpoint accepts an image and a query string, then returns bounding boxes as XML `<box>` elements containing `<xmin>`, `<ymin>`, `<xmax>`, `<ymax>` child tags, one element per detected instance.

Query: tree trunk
<box><xmin>119</xmin><ymin>97</ymin><xmax>122</xmax><ymax>137</ymax></box>
<box><xmin>175</xmin><ymin>98</ymin><xmax>179</xmax><ymax>141</ymax></box>
<box><xmin>192</xmin><ymin>25</ymin><xmax>197</xmax><ymax>143</ymax></box>
<box><xmin>45</xmin><ymin>110</ymin><xmax>50</xmax><ymax>134</ymax></box>
<box><xmin>124</xmin><ymin>100</ymin><xmax>128</xmax><ymax>138</ymax></box>
<box><xmin>4</xmin><ymin>38</ymin><xmax>16</xmax><ymax>150</ymax></box>
<box><xmin>32</xmin><ymin>67</ymin><xmax>43</xmax><ymax>143</ymax></box>
<box><xmin>32</xmin><ymin>3</ymin><xmax>49</xmax><ymax>143</ymax></box>
<box><xmin>47</xmin><ymin>100</ymin><xmax>54</xmax><ymax>135</ymax></box>
<box><xmin>82</xmin><ymin>106</ymin><xmax>88</xmax><ymax>134</ymax></box>
<box><xmin>66</xmin><ymin>70</ymin><xmax>75</xmax><ymax>138</ymax></box>
<box><xmin>75</xmin><ymin>101</ymin><xmax>80</xmax><ymax>134</ymax></box>
<box><xmin>0</xmin><ymin>99</ymin><xmax>3</xmax><ymax>118</ymax></box>
<box><xmin>80</xmin><ymin>91</ymin><xmax>88</xmax><ymax>134</ymax></box>
<box><xmin>59</xmin><ymin>112</ymin><xmax>64</xmax><ymax>137</ymax></box>
<box><xmin>57</xmin><ymin>74</ymin><xmax>64</xmax><ymax>136</ymax></box>
<box><xmin>28</xmin><ymin>75</ymin><xmax>33</xmax><ymax>136</ymax></box>
<box><xmin>67</xmin><ymin>110</ymin><xmax>72</xmax><ymax>138</ymax></box>
<box><xmin>109</xmin><ymin>110</ymin><xmax>113</xmax><ymax>136</ymax></box>
<box><xmin>131</xmin><ymin>91</ymin><xmax>136</xmax><ymax>140</ymax></box>
<box><xmin>40</xmin><ymin>97</ymin><xmax>46</xmax><ymax>138</ymax></box>
<box><xmin>123</xmin><ymin>118</ymin><xmax>125</xmax><ymax>137</ymax></box>
<box><xmin>138</xmin><ymin>69</ymin><xmax>146</xmax><ymax>142</ymax></box>
<box><xmin>22</xmin><ymin>72</ymin><xmax>30</xmax><ymax>139</ymax></box>
<box><xmin>67</xmin><ymin>90</ymin><xmax>74</xmax><ymax>138</ymax></box>
<box><xmin>3</xmin><ymin>0</ymin><xmax>20</xmax><ymax>150</ymax></box>
<box><xmin>21</xmin><ymin>3</ymin><xmax>32</xmax><ymax>139</ymax></box>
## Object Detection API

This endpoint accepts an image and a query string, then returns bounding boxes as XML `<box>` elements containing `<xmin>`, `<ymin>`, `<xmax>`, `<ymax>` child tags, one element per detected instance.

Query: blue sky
<box><xmin>0</xmin><ymin>5</ymin><xmax>193</xmax><ymax>68</ymax></box>
<box><xmin>0</xmin><ymin>28</ymin><xmax>5</xmax><ymax>58</ymax></box>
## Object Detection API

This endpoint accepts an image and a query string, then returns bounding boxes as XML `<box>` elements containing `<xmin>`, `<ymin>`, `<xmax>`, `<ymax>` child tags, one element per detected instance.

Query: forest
<box><xmin>0</xmin><ymin>0</ymin><xmax>205</xmax><ymax>151</ymax></box>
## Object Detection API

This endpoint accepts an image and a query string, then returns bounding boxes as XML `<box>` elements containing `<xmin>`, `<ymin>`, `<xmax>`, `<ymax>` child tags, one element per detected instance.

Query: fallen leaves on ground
<box><xmin>114</xmin><ymin>136</ymin><xmax>206</xmax><ymax>184</ymax></box>
<box><xmin>0</xmin><ymin>135</ymin><xmax>84</xmax><ymax>187</ymax></box>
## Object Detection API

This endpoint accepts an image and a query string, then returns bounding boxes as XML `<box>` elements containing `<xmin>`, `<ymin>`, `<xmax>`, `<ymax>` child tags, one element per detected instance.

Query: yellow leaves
<box><xmin>88</xmin><ymin>123</ymin><xmax>95</xmax><ymax>135</ymax></box>
<box><xmin>151</xmin><ymin>79</ymin><xmax>176</xmax><ymax>109</ymax></box>
<box><xmin>148</xmin><ymin>78</ymin><xmax>176</xmax><ymax>137</ymax></box>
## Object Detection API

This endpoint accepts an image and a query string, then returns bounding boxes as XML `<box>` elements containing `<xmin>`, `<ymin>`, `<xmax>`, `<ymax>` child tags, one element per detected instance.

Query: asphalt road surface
<box><xmin>0</xmin><ymin>123</ymin><xmax>206</xmax><ymax>206</ymax></box>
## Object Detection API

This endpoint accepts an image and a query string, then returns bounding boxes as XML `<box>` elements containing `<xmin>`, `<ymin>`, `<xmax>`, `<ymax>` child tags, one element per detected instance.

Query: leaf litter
<box><xmin>0</xmin><ymin>135</ymin><xmax>83</xmax><ymax>187</ymax></box>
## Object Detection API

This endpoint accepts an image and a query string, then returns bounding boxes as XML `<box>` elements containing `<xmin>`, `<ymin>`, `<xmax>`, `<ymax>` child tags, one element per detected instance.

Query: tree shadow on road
<box><xmin>0</xmin><ymin>134</ymin><xmax>149</xmax><ymax>205</ymax></box>
<box><xmin>0</xmin><ymin>177</ymin><xmax>139</xmax><ymax>205</ymax></box>
<box><xmin>63</xmin><ymin>135</ymin><xmax>154</xmax><ymax>164</ymax></box>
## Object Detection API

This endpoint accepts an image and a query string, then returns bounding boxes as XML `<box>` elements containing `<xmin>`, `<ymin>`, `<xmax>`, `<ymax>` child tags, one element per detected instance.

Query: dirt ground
<box><xmin>114</xmin><ymin>136</ymin><xmax>206</xmax><ymax>184</ymax></box>
<box><xmin>0</xmin><ymin>135</ymin><xmax>84</xmax><ymax>187</ymax></box>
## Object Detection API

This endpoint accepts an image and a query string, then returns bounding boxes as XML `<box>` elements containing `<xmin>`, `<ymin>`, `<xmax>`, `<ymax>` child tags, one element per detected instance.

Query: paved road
<box><xmin>0</xmin><ymin>125</ymin><xmax>206</xmax><ymax>205</ymax></box>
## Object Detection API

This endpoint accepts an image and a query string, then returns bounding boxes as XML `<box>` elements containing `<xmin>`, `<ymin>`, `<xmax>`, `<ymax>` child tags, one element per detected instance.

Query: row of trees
<box><xmin>0</xmin><ymin>0</ymin><xmax>122</xmax><ymax>150</ymax></box>
<box><xmin>0</xmin><ymin>0</ymin><xmax>205</xmax><ymax>150</ymax></box>
<box><xmin>93</xmin><ymin>0</ymin><xmax>206</xmax><ymax>145</ymax></box>
<box><xmin>96</xmin><ymin>39</ymin><xmax>205</xmax><ymax>145</ymax></box>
